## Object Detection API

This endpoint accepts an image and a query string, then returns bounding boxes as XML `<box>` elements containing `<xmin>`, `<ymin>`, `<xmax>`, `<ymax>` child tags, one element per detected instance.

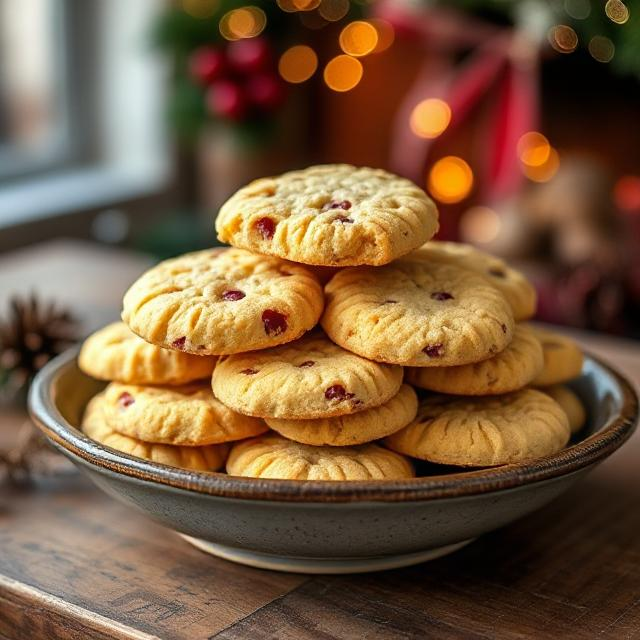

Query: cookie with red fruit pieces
<box><xmin>121</xmin><ymin>248</ymin><xmax>324</xmax><ymax>355</ymax></box>
<box><xmin>212</xmin><ymin>332</ymin><xmax>403</xmax><ymax>419</ymax></box>
<box><xmin>215</xmin><ymin>164</ymin><xmax>439</xmax><ymax>267</ymax></box>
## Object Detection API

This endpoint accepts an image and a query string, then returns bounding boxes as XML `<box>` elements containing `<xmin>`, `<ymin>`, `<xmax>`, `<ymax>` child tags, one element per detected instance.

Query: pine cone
<box><xmin>0</xmin><ymin>294</ymin><xmax>78</xmax><ymax>391</ymax></box>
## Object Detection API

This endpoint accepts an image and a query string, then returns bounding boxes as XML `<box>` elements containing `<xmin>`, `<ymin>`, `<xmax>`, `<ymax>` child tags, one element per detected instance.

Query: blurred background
<box><xmin>1</xmin><ymin>0</ymin><xmax>639</xmax><ymax>394</ymax></box>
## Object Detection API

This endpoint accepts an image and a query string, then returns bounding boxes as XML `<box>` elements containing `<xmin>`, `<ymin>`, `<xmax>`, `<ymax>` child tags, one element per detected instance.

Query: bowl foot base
<box><xmin>179</xmin><ymin>535</ymin><xmax>475</xmax><ymax>574</ymax></box>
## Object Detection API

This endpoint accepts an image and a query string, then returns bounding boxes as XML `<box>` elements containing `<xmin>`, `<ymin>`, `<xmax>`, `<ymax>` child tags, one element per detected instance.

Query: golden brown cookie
<box><xmin>539</xmin><ymin>384</ymin><xmax>586</xmax><ymax>434</ymax></box>
<box><xmin>82</xmin><ymin>393</ymin><xmax>229</xmax><ymax>471</ymax></box>
<box><xmin>101</xmin><ymin>382</ymin><xmax>267</xmax><ymax>446</ymax></box>
<box><xmin>79</xmin><ymin>322</ymin><xmax>216</xmax><ymax>385</ymax></box>
<box><xmin>212</xmin><ymin>332</ymin><xmax>403</xmax><ymax>419</ymax></box>
<box><xmin>406</xmin><ymin>324</ymin><xmax>543</xmax><ymax>395</ymax></box>
<box><xmin>121</xmin><ymin>248</ymin><xmax>324</xmax><ymax>355</ymax></box>
<box><xmin>227</xmin><ymin>433</ymin><xmax>414</xmax><ymax>480</ymax></box>
<box><xmin>321</xmin><ymin>259</ymin><xmax>514</xmax><ymax>367</ymax></box>
<box><xmin>266</xmin><ymin>384</ymin><xmax>418</xmax><ymax>446</ymax></box>
<box><xmin>408</xmin><ymin>241</ymin><xmax>537</xmax><ymax>320</ymax></box>
<box><xmin>215</xmin><ymin>164</ymin><xmax>439</xmax><ymax>267</ymax></box>
<box><xmin>385</xmin><ymin>389</ymin><xmax>570</xmax><ymax>467</ymax></box>
<box><xmin>530</xmin><ymin>327</ymin><xmax>584</xmax><ymax>386</ymax></box>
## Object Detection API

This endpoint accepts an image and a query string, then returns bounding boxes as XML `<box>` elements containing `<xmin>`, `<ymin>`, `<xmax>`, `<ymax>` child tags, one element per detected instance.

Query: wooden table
<box><xmin>1</xmin><ymin>242</ymin><xmax>640</xmax><ymax>640</ymax></box>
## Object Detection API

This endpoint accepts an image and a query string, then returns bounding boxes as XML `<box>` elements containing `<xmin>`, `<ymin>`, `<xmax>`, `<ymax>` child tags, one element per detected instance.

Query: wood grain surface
<box><xmin>1</xmin><ymin>242</ymin><xmax>640</xmax><ymax>640</ymax></box>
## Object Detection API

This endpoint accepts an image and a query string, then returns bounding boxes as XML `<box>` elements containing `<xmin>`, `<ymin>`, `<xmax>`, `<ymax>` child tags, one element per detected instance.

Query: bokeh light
<box><xmin>339</xmin><ymin>21</ymin><xmax>378</xmax><ymax>57</ymax></box>
<box><xmin>219</xmin><ymin>7</ymin><xmax>266</xmax><ymax>40</ymax></box>
<box><xmin>181</xmin><ymin>0</ymin><xmax>219</xmax><ymax>19</ymax></box>
<box><xmin>279</xmin><ymin>45</ymin><xmax>318</xmax><ymax>83</ymax></box>
<box><xmin>427</xmin><ymin>157</ymin><xmax>474</xmax><ymax>204</ymax></box>
<box><xmin>548</xmin><ymin>25</ymin><xmax>578</xmax><ymax>54</ymax></box>
<box><xmin>517</xmin><ymin>132</ymin><xmax>551</xmax><ymax>168</ymax></box>
<box><xmin>589</xmin><ymin>36</ymin><xmax>615</xmax><ymax>63</ymax></box>
<box><xmin>369</xmin><ymin>19</ymin><xmax>395</xmax><ymax>53</ymax></box>
<box><xmin>324</xmin><ymin>55</ymin><xmax>363</xmax><ymax>92</ymax></box>
<box><xmin>318</xmin><ymin>0</ymin><xmax>350</xmax><ymax>22</ymax></box>
<box><xmin>460</xmin><ymin>206</ymin><xmax>502</xmax><ymax>244</ymax></box>
<box><xmin>605</xmin><ymin>0</ymin><xmax>630</xmax><ymax>24</ymax></box>
<box><xmin>277</xmin><ymin>0</ymin><xmax>321</xmax><ymax>11</ymax></box>
<box><xmin>522</xmin><ymin>148</ymin><xmax>560</xmax><ymax>182</ymax></box>
<box><xmin>613</xmin><ymin>176</ymin><xmax>640</xmax><ymax>213</ymax></box>
<box><xmin>564</xmin><ymin>0</ymin><xmax>591</xmax><ymax>19</ymax></box>
<box><xmin>410</xmin><ymin>99</ymin><xmax>451</xmax><ymax>139</ymax></box>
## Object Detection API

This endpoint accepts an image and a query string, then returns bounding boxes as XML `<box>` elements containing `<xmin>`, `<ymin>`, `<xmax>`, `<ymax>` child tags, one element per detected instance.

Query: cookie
<box><xmin>321</xmin><ymin>259</ymin><xmax>514</xmax><ymax>367</ymax></box>
<box><xmin>406</xmin><ymin>324</ymin><xmax>543</xmax><ymax>395</ymax></box>
<box><xmin>408</xmin><ymin>241</ymin><xmax>537</xmax><ymax>320</ymax></box>
<box><xmin>539</xmin><ymin>384</ymin><xmax>586</xmax><ymax>434</ymax></box>
<box><xmin>530</xmin><ymin>327</ymin><xmax>584</xmax><ymax>386</ymax></box>
<box><xmin>79</xmin><ymin>322</ymin><xmax>216</xmax><ymax>385</ymax></box>
<box><xmin>101</xmin><ymin>382</ymin><xmax>267</xmax><ymax>446</ymax></box>
<box><xmin>121</xmin><ymin>248</ymin><xmax>324</xmax><ymax>355</ymax></box>
<box><xmin>212</xmin><ymin>332</ymin><xmax>403</xmax><ymax>419</ymax></box>
<box><xmin>82</xmin><ymin>393</ymin><xmax>229</xmax><ymax>471</ymax></box>
<box><xmin>266</xmin><ymin>384</ymin><xmax>418</xmax><ymax>446</ymax></box>
<box><xmin>385</xmin><ymin>389</ymin><xmax>570</xmax><ymax>467</ymax></box>
<box><xmin>215</xmin><ymin>164</ymin><xmax>439</xmax><ymax>267</ymax></box>
<box><xmin>227</xmin><ymin>433</ymin><xmax>414</xmax><ymax>480</ymax></box>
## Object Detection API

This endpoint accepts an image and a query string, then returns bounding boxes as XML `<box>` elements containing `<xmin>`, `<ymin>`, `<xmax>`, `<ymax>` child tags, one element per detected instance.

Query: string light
<box><xmin>523</xmin><ymin>148</ymin><xmax>560</xmax><ymax>182</ymax></box>
<box><xmin>324</xmin><ymin>55</ymin><xmax>363</xmax><ymax>92</ymax></box>
<box><xmin>219</xmin><ymin>6</ymin><xmax>266</xmax><ymax>40</ymax></box>
<box><xmin>605</xmin><ymin>0</ymin><xmax>630</xmax><ymax>24</ymax></box>
<box><xmin>517</xmin><ymin>132</ymin><xmax>551</xmax><ymax>167</ymax></box>
<box><xmin>181</xmin><ymin>0</ymin><xmax>219</xmax><ymax>19</ymax></box>
<box><xmin>613</xmin><ymin>176</ymin><xmax>640</xmax><ymax>213</ymax></box>
<box><xmin>589</xmin><ymin>36</ymin><xmax>615</xmax><ymax>62</ymax></box>
<box><xmin>339</xmin><ymin>21</ymin><xmax>378</xmax><ymax>57</ymax></box>
<box><xmin>368</xmin><ymin>19</ymin><xmax>395</xmax><ymax>53</ymax></box>
<box><xmin>279</xmin><ymin>45</ymin><xmax>318</xmax><ymax>83</ymax></box>
<box><xmin>460</xmin><ymin>206</ymin><xmax>502</xmax><ymax>244</ymax></box>
<box><xmin>318</xmin><ymin>0</ymin><xmax>350</xmax><ymax>22</ymax></box>
<box><xmin>410</xmin><ymin>99</ymin><xmax>451</xmax><ymax>139</ymax></box>
<box><xmin>548</xmin><ymin>25</ymin><xmax>578</xmax><ymax>53</ymax></box>
<box><xmin>427</xmin><ymin>157</ymin><xmax>474</xmax><ymax>204</ymax></box>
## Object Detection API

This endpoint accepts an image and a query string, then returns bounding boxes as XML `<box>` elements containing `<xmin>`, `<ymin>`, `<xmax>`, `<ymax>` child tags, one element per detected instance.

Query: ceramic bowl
<box><xmin>29</xmin><ymin>348</ymin><xmax>638</xmax><ymax>574</ymax></box>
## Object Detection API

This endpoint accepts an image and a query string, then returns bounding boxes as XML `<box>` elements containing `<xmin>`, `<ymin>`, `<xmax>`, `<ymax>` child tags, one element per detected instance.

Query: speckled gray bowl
<box><xmin>29</xmin><ymin>348</ymin><xmax>637</xmax><ymax>573</ymax></box>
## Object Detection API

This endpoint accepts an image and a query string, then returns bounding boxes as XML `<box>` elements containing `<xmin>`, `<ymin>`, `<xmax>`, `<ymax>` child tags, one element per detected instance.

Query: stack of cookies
<box><xmin>79</xmin><ymin>164</ymin><xmax>586</xmax><ymax>481</ymax></box>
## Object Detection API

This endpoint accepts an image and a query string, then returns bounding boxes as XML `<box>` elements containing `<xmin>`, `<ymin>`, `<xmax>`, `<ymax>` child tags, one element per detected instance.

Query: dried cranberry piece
<box><xmin>431</xmin><ymin>291</ymin><xmax>454</xmax><ymax>301</ymax></box>
<box><xmin>172</xmin><ymin>336</ymin><xmax>186</xmax><ymax>350</ymax></box>
<box><xmin>297</xmin><ymin>360</ymin><xmax>315</xmax><ymax>368</ymax></box>
<box><xmin>334</xmin><ymin>215</ymin><xmax>354</xmax><ymax>224</ymax></box>
<box><xmin>262</xmin><ymin>309</ymin><xmax>287</xmax><ymax>336</ymax></box>
<box><xmin>240</xmin><ymin>368</ymin><xmax>258</xmax><ymax>375</ymax></box>
<box><xmin>501</xmin><ymin>323</ymin><xmax>507</xmax><ymax>334</ymax></box>
<box><xmin>382</xmin><ymin>299</ymin><xmax>398</xmax><ymax>304</ymax></box>
<box><xmin>489</xmin><ymin>267</ymin><xmax>506</xmax><ymax>278</ymax></box>
<box><xmin>118</xmin><ymin>392</ymin><xmax>135</xmax><ymax>408</ymax></box>
<box><xmin>255</xmin><ymin>217</ymin><xmax>276</xmax><ymax>239</ymax></box>
<box><xmin>423</xmin><ymin>344</ymin><xmax>444</xmax><ymax>358</ymax></box>
<box><xmin>322</xmin><ymin>200</ymin><xmax>352</xmax><ymax>212</ymax></box>
<box><xmin>222</xmin><ymin>289</ymin><xmax>245</xmax><ymax>301</ymax></box>
<box><xmin>324</xmin><ymin>384</ymin><xmax>355</xmax><ymax>401</ymax></box>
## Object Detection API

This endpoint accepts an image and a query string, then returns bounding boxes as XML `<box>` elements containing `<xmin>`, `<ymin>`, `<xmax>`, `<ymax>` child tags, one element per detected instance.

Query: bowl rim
<box><xmin>29</xmin><ymin>347</ymin><xmax>638</xmax><ymax>503</ymax></box>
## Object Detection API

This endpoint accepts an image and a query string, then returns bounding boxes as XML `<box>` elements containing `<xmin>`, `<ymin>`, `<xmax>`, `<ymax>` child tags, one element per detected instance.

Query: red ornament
<box><xmin>227</xmin><ymin>37</ymin><xmax>272</xmax><ymax>75</ymax></box>
<box><xmin>189</xmin><ymin>46</ymin><xmax>226</xmax><ymax>85</ymax></box>
<box><xmin>246</xmin><ymin>73</ymin><xmax>286</xmax><ymax>111</ymax></box>
<box><xmin>206</xmin><ymin>80</ymin><xmax>247</xmax><ymax>120</ymax></box>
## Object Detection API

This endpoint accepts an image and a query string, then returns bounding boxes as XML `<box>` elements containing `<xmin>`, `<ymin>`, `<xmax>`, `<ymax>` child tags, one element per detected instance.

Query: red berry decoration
<box><xmin>246</xmin><ymin>73</ymin><xmax>286</xmax><ymax>112</ymax></box>
<box><xmin>118</xmin><ymin>392</ymin><xmax>135</xmax><ymax>408</ymax></box>
<box><xmin>227</xmin><ymin>37</ymin><xmax>271</xmax><ymax>74</ymax></box>
<box><xmin>206</xmin><ymin>80</ymin><xmax>247</xmax><ymax>121</ymax></box>
<box><xmin>189</xmin><ymin>46</ymin><xmax>226</xmax><ymax>85</ymax></box>
<box><xmin>261</xmin><ymin>309</ymin><xmax>287</xmax><ymax>336</ymax></box>
<box><xmin>222</xmin><ymin>290</ymin><xmax>246</xmax><ymax>301</ymax></box>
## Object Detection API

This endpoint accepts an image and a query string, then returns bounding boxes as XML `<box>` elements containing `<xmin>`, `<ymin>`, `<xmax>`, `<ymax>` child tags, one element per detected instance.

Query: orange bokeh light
<box><xmin>428</xmin><ymin>157</ymin><xmax>474</xmax><ymax>204</ymax></box>
<box><xmin>369</xmin><ymin>19</ymin><xmax>395</xmax><ymax>53</ymax></box>
<box><xmin>523</xmin><ymin>148</ymin><xmax>560</xmax><ymax>182</ymax></box>
<box><xmin>181</xmin><ymin>0</ymin><xmax>219</xmax><ymax>18</ymax></box>
<box><xmin>460</xmin><ymin>206</ymin><xmax>502</xmax><ymax>244</ymax></box>
<box><xmin>517</xmin><ymin>132</ymin><xmax>551</xmax><ymax>167</ymax></box>
<box><xmin>410</xmin><ymin>99</ymin><xmax>451</xmax><ymax>139</ymax></box>
<box><xmin>548</xmin><ymin>25</ymin><xmax>578</xmax><ymax>53</ymax></box>
<box><xmin>324</xmin><ymin>55</ymin><xmax>363</xmax><ymax>92</ymax></box>
<box><xmin>219</xmin><ymin>6</ymin><xmax>266</xmax><ymax>40</ymax></box>
<box><xmin>279</xmin><ymin>45</ymin><xmax>318</xmax><ymax>83</ymax></box>
<box><xmin>339</xmin><ymin>21</ymin><xmax>378</xmax><ymax>57</ymax></box>
<box><xmin>318</xmin><ymin>0</ymin><xmax>350</xmax><ymax>22</ymax></box>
